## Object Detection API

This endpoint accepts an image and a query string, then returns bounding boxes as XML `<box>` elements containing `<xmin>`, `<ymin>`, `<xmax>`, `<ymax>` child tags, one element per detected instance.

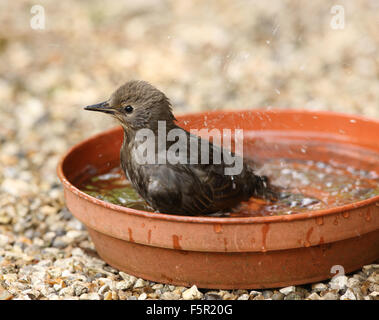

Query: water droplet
<box><xmin>213</xmin><ymin>224</ymin><xmax>222</xmax><ymax>233</ymax></box>
<box><xmin>316</xmin><ymin>217</ymin><xmax>324</xmax><ymax>225</ymax></box>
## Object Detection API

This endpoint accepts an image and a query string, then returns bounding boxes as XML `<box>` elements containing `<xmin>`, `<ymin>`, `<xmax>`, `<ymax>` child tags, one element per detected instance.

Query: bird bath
<box><xmin>57</xmin><ymin>109</ymin><xmax>379</xmax><ymax>289</ymax></box>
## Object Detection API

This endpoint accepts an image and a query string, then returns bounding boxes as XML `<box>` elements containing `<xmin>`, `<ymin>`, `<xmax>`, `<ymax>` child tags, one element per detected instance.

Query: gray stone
<box><xmin>284</xmin><ymin>292</ymin><xmax>302</xmax><ymax>300</ymax></box>
<box><xmin>271</xmin><ymin>292</ymin><xmax>285</xmax><ymax>300</ymax></box>
<box><xmin>204</xmin><ymin>293</ymin><xmax>222</xmax><ymax>300</ymax></box>
<box><xmin>262</xmin><ymin>290</ymin><xmax>273</xmax><ymax>299</ymax></box>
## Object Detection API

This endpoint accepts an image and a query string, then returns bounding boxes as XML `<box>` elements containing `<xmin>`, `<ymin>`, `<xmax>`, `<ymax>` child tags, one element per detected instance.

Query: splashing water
<box><xmin>77</xmin><ymin>157</ymin><xmax>379</xmax><ymax>217</ymax></box>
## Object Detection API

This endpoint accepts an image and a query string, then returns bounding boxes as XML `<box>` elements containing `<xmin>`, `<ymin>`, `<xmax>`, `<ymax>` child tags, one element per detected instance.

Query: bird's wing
<box><xmin>142</xmin><ymin>131</ymin><xmax>255</xmax><ymax>215</ymax></box>
<box><xmin>192</xmin><ymin>135</ymin><xmax>250</xmax><ymax>203</ymax></box>
<box><xmin>144</xmin><ymin>163</ymin><xmax>214</xmax><ymax>215</ymax></box>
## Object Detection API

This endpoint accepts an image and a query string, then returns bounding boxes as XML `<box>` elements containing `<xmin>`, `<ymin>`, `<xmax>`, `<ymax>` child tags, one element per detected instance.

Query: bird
<box><xmin>84</xmin><ymin>80</ymin><xmax>277</xmax><ymax>216</ymax></box>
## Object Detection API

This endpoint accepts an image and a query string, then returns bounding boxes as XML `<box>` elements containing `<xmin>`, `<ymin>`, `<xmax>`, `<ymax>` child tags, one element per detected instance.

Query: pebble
<box><xmin>311</xmin><ymin>283</ymin><xmax>328</xmax><ymax>292</ymax></box>
<box><xmin>1</xmin><ymin>179</ymin><xmax>34</xmax><ymax>196</ymax></box>
<box><xmin>0</xmin><ymin>286</ymin><xmax>13</xmax><ymax>300</ymax></box>
<box><xmin>161</xmin><ymin>292</ymin><xmax>181</xmax><ymax>300</ymax></box>
<box><xmin>138</xmin><ymin>293</ymin><xmax>147</xmax><ymax>300</ymax></box>
<box><xmin>271</xmin><ymin>292</ymin><xmax>285</xmax><ymax>300</ymax></box>
<box><xmin>340</xmin><ymin>288</ymin><xmax>356</xmax><ymax>300</ymax></box>
<box><xmin>330</xmin><ymin>275</ymin><xmax>348</xmax><ymax>291</ymax></box>
<box><xmin>152</xmin><ymin>283</ymin><xmax>164</xmax><ymax>290</ymax></box>
<box><xmin>249</xmin><ymin>290</ymin><xmax>261</xmax><ymax>297</ymax></box>
<box><xmin>116</xmin><ymin>280</ymin><xmax>133</xmax><ymax>291</ymax></box>
<box><xmin>0</xmin><ymin>234</ymin><xmax>9</xmax><ymax>246</ymax></box>
<box><xmin>119</xmin><ymin>272</ymin><xmax>135</xmax><ymax>282</ymax></box>
<box><xmin>321</xmin><ymin>291</ymin><xmax>340</xmax><ymax>300</ymax></box>
<box><xmin>347</xmin><ymin>278</ymin><xmax>361</xmax><ymax>288</ymax></box>
<box><xmin>363</xmin><ymin>264</ymin><xmax>379</xmax><ymax>274</ymax></box>
<box><xmin>134</xmin><ymin>278</ymin><xmax>147</xmax><ymax>289</ymax></box>
<box><xmin>284</xmin><ymin>292</ymin><xmax>302</xmax><ymax>300</ymax></box>
<box><xmin>103</xmin><ymin>291</ymin><xmax>112</xmax><ymax>300</ymax></box>
<box><xmin>182</xmin><ymin>285</ymin><xmax>203</xmax><ymax>300</ymax></box>
<box><xmin>80</xmin><ymin>292</ymin><xmax>100</xmax><ymax>300</ymax></box>
<box><xmin>307</xmin><ymin>292</ymin><xmax>321</xmax><ymax>300</ymax></box>
<box><xmin>73</xmin><ymin>283</ymin><xmax>89</xmax><ymax>296</ymax></box>
<box><xmin>98</xmin><ymin>284</ymin><xmax>110</xmax><ymax>295</ymax></box>
<box><xmin>367</xmin><ymin>272</ymin><xmax>378</xmax><ymax>284</ymax></box>
<box><xmin>204</xmin><ymin>293</ymin><xmax>222</xmax><ymax>300</ymax></box>
<box><xmin>65</xmin><ymin>230</ymin><xmax>86</xmax><ymax>242</ymax></box>
<box><xmin>279</xmin><ymin>286</ymin><xmax>296</xmax><ymax>295</ymax></box>
<box><xmin>262</xmin><ymin>290</ymin><xmax>273</xmax><ymax>299</ymax></box>
<box><xmin>59</xmin><ymin>287</ymin><xmax>75</xmax><ymax>296</ymax></box>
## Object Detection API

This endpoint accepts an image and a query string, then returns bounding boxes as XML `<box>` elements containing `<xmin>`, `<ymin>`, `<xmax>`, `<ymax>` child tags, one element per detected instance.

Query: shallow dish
<box><xmin>57</xmin><ymin>109</ymin><xmax>379</xmax><ymax>289</ymax></box>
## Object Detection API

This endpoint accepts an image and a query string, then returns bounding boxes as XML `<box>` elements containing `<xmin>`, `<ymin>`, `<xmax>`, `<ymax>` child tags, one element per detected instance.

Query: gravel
<box><xmin>0</xmin><ymin>0</ymin><xmax>378</xmax><ymax>300</ymax></box>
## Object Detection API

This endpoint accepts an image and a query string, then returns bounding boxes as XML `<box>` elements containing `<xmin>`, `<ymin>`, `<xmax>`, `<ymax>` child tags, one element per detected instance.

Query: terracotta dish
<box><xmin>57</xmin><ymin>110</ymin><xmax>379</xmax><ymax>289</ymax></box>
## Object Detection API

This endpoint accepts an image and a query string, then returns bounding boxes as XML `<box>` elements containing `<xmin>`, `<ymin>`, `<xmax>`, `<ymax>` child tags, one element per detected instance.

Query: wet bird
<box><xmin>84</xmin><ymin>80</ymin><xmax>277</xmax><ymax>216</ymax></box>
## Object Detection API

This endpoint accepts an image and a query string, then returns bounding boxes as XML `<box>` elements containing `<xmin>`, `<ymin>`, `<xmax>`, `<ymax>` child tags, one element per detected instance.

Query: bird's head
<box><xmin>85</xmin><ymin>80</ymin><xmax>176</xmax><ymax>132</ymax></box>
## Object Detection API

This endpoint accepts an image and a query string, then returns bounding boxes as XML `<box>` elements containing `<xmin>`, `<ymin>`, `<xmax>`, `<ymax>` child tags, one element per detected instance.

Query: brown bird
<box><xmin>84</xmin><ymin>80</ymin><xmax>277</xmax><ymax>216</ymax></box>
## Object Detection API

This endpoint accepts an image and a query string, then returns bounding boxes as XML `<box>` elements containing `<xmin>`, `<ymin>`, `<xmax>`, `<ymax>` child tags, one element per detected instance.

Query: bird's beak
<box><xmin>84</xmin><ymin>101</ymin><xmax>115</xmax><ymax>114</ymax></box>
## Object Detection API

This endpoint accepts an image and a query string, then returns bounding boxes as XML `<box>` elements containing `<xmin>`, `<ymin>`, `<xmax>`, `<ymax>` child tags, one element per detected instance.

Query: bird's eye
<box><xmin>124</xmin><ymin>105</ymin><xmax>133</xmax><ymax>114</ymax></box>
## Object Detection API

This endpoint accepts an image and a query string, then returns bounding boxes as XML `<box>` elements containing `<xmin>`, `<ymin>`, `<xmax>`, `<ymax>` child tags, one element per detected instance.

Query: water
<box><xmin>236</xmin><ymin>158</ymin><xmax>379</xmax><ymax>216</ymax></box>
<box><xmin>77</xmin><ymin>157</ymin><xmax>379</xmax><ymax>217</ymax></box>
<box><xmin>79</xmin><ymin>168</ymin><xmax>153</xmax><ymax>212</ymax></box>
